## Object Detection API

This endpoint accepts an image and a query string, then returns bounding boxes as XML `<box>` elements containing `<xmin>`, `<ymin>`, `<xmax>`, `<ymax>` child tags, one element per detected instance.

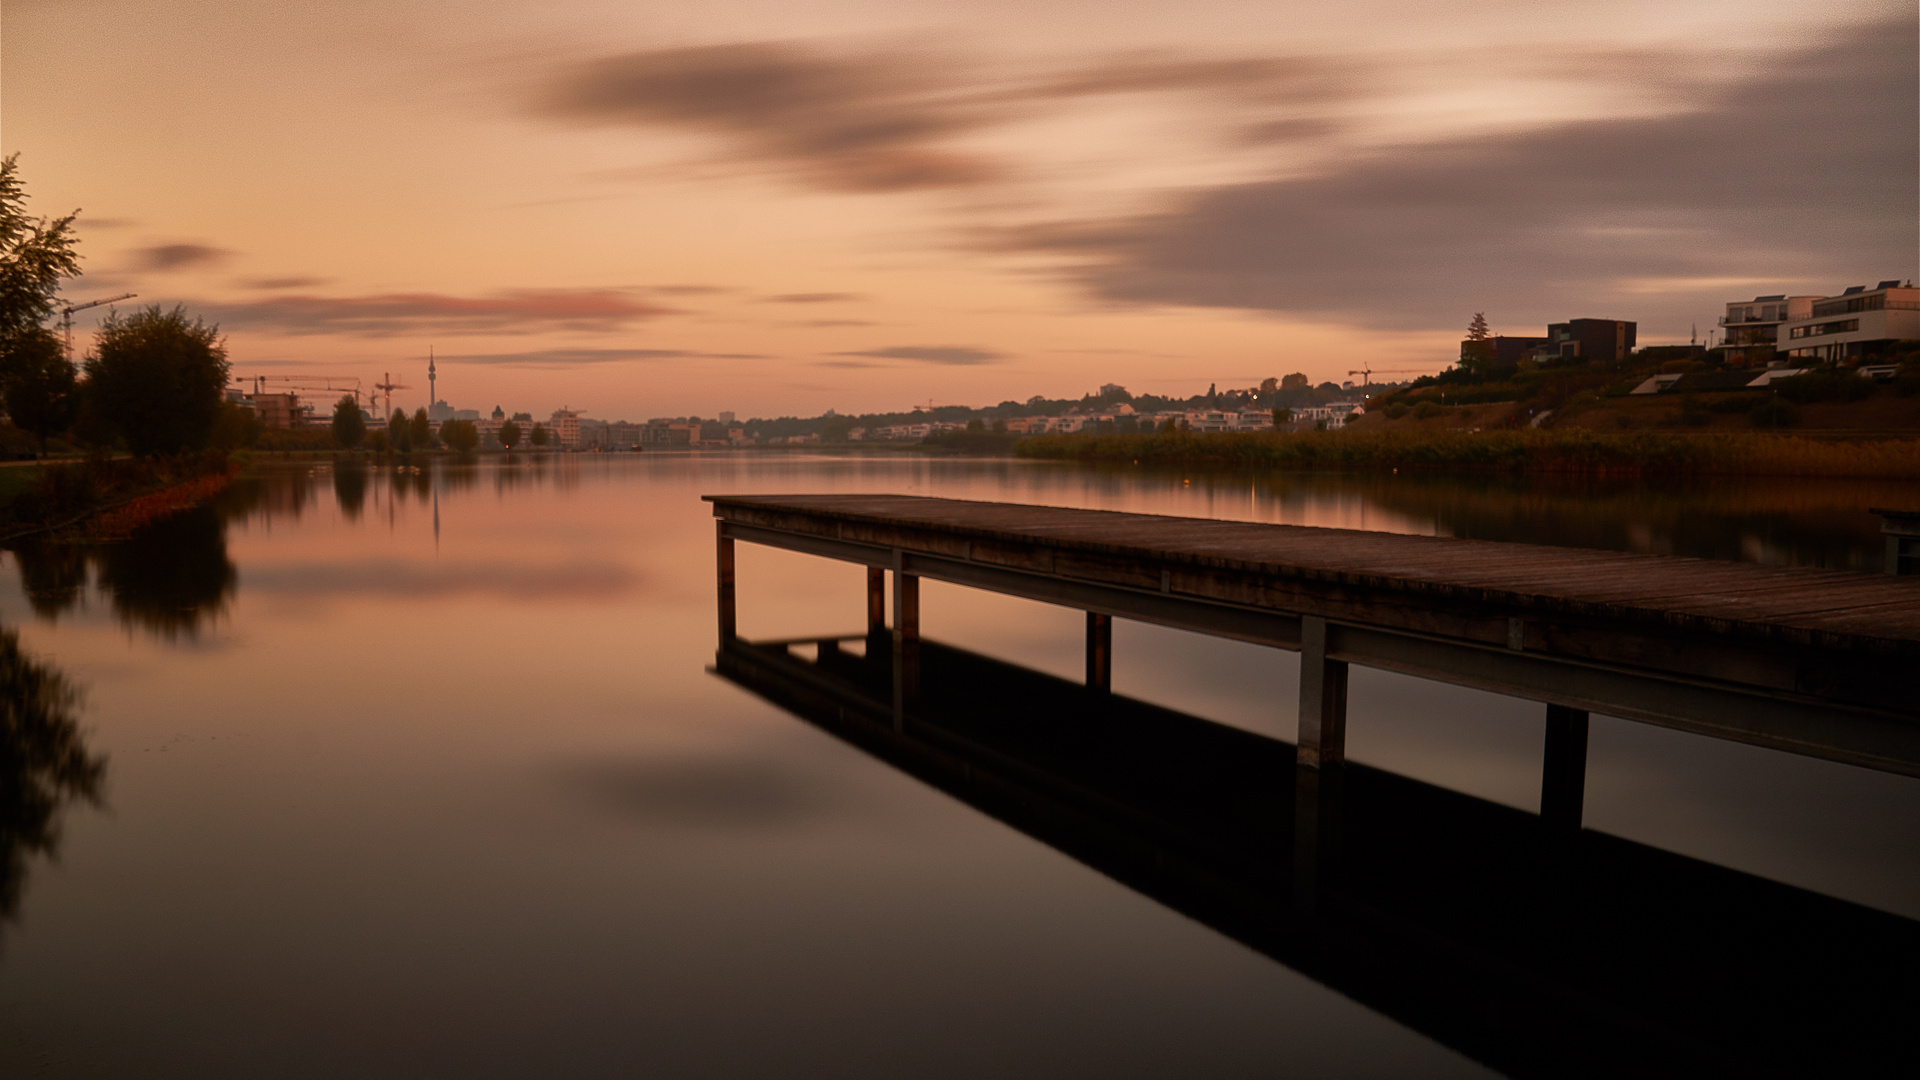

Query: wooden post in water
<box><xmin>1294</xmin><ymin>616</ymin><xmax>1349</xmax><ymax>913</ymax></box>
<box><xmin>716</xmin><ymin>525</ymin><xmax>736</xmax><ymax>644</ymax></box>
<box><xmin>1297</xmin><ymin>616</ymin><xmax>1349</xmax><ymax>770</ymax></box>
<box><xmin>1086</xmin><ymin>612</ymin><xmax>1112</xmax><ymax>693</ymax></box>
<box><xmin>892</xmin><ymin>563</ymin><xmax>920</xmax><ymax>724</ymax></box>
<box><xmin>866</xmin><ymin>567</ymin><xmax>887</xmax><ymax>657</ymax></box>
<box><xmin>1541</xmin><ymin>704</ymin><xmax>1590</xmax><ymax>833</ymax></box>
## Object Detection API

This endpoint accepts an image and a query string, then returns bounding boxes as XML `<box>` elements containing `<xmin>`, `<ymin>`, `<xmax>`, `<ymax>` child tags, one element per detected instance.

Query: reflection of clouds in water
<box><xmin>554</xmin><ymin>755</ymin><xmax>835</xmax><ymax>829</ymax></box>
<box><xmin>241</xmin><ymin>559</ymin><xmax>637</xmax><ymax>600</ymax></box>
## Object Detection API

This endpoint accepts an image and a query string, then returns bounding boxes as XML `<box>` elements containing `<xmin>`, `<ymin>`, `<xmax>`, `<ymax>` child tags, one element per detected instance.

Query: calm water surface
<box><xmin>1</xmin><ymin>453</ymin><xmax>1915</xmax><ymax>1076</ymax></box>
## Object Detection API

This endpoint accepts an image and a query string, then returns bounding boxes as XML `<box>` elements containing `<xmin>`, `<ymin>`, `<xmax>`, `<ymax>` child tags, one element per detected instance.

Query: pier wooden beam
<box><xmin>866</xmin><ymin>566</ymin><xmax>887</xmax><ymax>658</ymax></box>
<box><xmin>1297</xmin><ymin>616</ymin><xmax>1349</xmax><ymax>770</ymax></box>
<box><xmin>1087</xmin><ymin>612</ymin><xmax>1112</xmax><ymax>693</ymax></box>
<box><xmin>716</xmin><ymin>525</ymin><xmax>736</xmax><ymax>644</ymax></box>
<box><xmin>892</xmin><ymin>564</ymin><xmax>920</xmax><ymax>721</ymax></box>
<box><xmin>1541</xmin><ymin>704</ymin><xmax>1590</xmax><ymax>832</ymax></box>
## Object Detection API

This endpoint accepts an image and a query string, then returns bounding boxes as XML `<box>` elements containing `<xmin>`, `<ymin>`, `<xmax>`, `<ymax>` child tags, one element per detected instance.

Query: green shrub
<box><xmin>1384</xmin><ymin>403</ymin><xmax>1409</xmax><ymax>420</ymax></box>
<box><xmin>1749</xmin><ymin>398</ymin><xmax>1798</xmax><ymax>428</ymax></box>
<box><xmin>1412</xmin><ymin>401</ymin><xmax>1443</xmax><ymax>420</ymax></box>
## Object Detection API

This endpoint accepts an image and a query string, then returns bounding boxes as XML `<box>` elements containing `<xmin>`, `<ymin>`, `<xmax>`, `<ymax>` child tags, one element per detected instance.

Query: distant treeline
<box><xmin>1014</xmin><ymin>429</ymin><xmax>1920</xmax><ymax>478</ymax></box>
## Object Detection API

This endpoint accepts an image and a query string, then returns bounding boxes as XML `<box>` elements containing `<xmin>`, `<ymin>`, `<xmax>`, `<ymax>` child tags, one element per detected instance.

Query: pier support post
<box><xmin>892</xmin><ymin>563</ymin><xmax>920</xmax><ymax>724</ymax></box>
<box><xmin>1541</xmin><ymin>704</ymin><xmax>1590</xmax><ymax>833</ymax></box>
<box><xmin>1086</xmin><ymin>612</ymin><xmax>1112</xmax><ymax>693</ymax></box>
<box><xmin>1296</xmin><ymin>617</ymin><xmax>1348</xmax><ymax>770</ymax></box>
<box><xmin>866</xmin><ymin>567</ymin><xmax>887</xmax><ymax>657</ymax></box>
<box><xmin>1293</xmin><ymin>616</ymin><xmax>1349</xmax><ymax>913</ymax></box>
<box><xmin>716</xmin><ymin>525</ymin><xmax>736</xmax><ymax>645</ymax></box>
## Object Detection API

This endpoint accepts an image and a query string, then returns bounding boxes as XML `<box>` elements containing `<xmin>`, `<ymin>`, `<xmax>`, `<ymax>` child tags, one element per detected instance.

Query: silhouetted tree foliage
<box><xmin>1</xmin><ymin>327</ymin><xmax>77</xmax><ymax>453</ymax></box>
<box><xmin>210</xmin><ymin>403</ymin><xmax>261</xmax><ymax>451</ymax></box>
<box><xmin>84</xmin><ymin>305</ymin><xmax>229</xmax><ymax>456</ymax></box>
<box><xmin>440</xmin><ymin>419</ymin><xmax>478</xmax><ymax>453</ymax></box>
<box><xmin>331</xmin><ymin>395</ymin><xmax>365</xmax><ymax>449</ymax></box>
<box><xmin>0</xmin><ymin>155</ymin><xmax>82</xmax><ymax>356</ymax></box>
<box><xmin>409</xmin><ymin>408</ymin><xmax>432</xmax><ymax>449</ymax></box>
<box><xmin>498</xmin><ymin>420</ymin><xmax>521</xmax><ymax>450</ymax></box>
<box><xmin>1466</xmin><ymin>312</ymin><xmax>1491</xmax><ymax>341</ymax></box>
<box><xmin>0</xmin><ymin>626</ymin><xmax>103</xmax><ymax>927</ymax></box>
<box><xmin>333</xmin><ymin>460</ymin><xmax>367</xmax><ymax>519</ymax></box>
<box><xmin>530</xmin><ymin>422</ymin><xmax>548</xmax><ymax>447</ymax></box>
<box><xmin>386</xmin><ymin>410</ymin><xmax>412</xmax><ymax>453</ymax></box>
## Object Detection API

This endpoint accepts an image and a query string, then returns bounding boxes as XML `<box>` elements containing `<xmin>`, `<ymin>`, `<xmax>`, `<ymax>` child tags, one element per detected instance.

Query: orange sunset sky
<box><xmin>4</xmin><ymin>0</ymin><xmax>1915</xmax><ymax>422</ymax></box>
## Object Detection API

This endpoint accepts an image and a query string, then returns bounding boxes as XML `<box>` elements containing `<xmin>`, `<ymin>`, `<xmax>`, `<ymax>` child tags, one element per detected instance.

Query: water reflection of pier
<box><xmin>713</xmin><ymin>634</ymin><xmax>1918</xmax><ymax>1078</ymax></box>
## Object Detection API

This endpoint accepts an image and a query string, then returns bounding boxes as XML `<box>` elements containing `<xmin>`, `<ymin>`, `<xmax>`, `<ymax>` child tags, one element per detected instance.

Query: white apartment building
<box><xmin>1778</xmin><ymin>281</ymin><xmax>1920</xmax><ymax>363</ymax></box>
<box><xmin>550</xmin><ymin>408</ymin><xmax>582</xmax><ymax>448</ymax></box>
<box><xmin>1720</xmin><ymin>294</ymin><xmax>1819</xmax><ymax>364</ymax></box>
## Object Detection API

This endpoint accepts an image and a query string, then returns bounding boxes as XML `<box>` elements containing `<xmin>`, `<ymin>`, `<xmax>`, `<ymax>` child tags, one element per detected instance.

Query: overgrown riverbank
<box><xmin>1012</xmin><ymin>429</ymin><xmax>1920</xmax><ymax>478</ymax></box>
<box><xmin>0</xmin><ymin>452</ymin><xmax>237</xmax><ymax>540</ymax></box>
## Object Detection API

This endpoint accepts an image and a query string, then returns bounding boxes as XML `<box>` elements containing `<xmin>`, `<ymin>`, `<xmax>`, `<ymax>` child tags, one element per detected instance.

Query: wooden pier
<box><xmin>707</xmin><ymin>493</ymin><xmax>1920</xmax><ymax>790</ymax></box>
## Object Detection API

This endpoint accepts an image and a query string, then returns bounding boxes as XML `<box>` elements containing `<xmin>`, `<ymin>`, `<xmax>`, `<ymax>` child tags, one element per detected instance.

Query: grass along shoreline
<box><xmin>1012</xmin><ymin>429</ymin><xmax>1920</xmax><ymax>479</ymax></box>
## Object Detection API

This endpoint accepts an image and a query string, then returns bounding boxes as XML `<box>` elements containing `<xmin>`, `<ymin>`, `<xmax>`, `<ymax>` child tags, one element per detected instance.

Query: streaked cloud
<box><xmin>831</xmin><ymin>344</ymin><xmax>1003</xmax><ymax>364</ymax></box>
<box><xmin>995</xmin><ymin>18</ymin><xmax>1918</xmax><ymax>331</ymax></box>
<box><xmin>242</xmin><ymin>275</ymin><xmax>330</xmax><ymax>289</ymax></box>
<box><xmin>131</xmin><ymin>242</ymin><xmax>231</xmax><ymax>272</ymax></box>
<box><xmin>197</xmin><ymin>288</ymin><xmax>679</xmax><ymax>336</ymax></box>
<box><xmin>764</xmin><ymin>292</ymin><xmax>865</xmax><ymax>303</ymax></box>
<box><xmin>434</xmin><ymin>347</ymin><xmax>769</xmax><ymax>366</ymax></box>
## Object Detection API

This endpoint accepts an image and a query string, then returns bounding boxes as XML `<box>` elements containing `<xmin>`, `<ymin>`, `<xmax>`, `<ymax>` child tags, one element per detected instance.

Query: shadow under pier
<box><xmin>713</xmin><ymin>633</ymin><xmax>1920</xmax><ymax>1080</ymax></box>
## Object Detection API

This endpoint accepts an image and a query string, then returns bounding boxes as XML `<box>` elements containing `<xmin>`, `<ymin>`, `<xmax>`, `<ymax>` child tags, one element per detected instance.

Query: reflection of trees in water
<box><xmin>1087</xmin><ymin>466</ymin><xmax>1909</xmax><ymax>570</ymax></box>
<box><xmin>96</xmin><ymin>507</ymin><xmax>237</xmax><ymax>638</ymax></box>
<box><xmin>8</xmin><ymin>505</ymin><xmax>236</xmax><ymax>640</ymax></box>
<box><xmin>0</xmin><ymin>628</ymin><xmax>103</xmax><ymax>930</ymax></box>
<box><xmin>333</xmin><ymin>461</ymin><xmax>368</xmax><ymax>520</ymax></box>
<box><xmin>439</xmin><ymin>459</ymin><xmax>480</xmax><ymax>494</ymax></box>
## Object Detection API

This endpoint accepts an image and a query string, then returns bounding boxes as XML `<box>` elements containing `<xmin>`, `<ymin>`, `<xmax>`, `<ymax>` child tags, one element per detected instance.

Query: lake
<box><xmin>1</xmin><ymin>453</ymin><xmax>1915</xmax><ymax>1076</ymax></box>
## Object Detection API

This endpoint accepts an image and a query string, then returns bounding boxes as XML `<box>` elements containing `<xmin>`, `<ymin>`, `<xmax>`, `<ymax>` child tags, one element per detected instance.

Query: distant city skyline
<box><xmin>7</xmin><ymin>0</ymin><xmax>1913</xmax><ymax>422</ymax></box>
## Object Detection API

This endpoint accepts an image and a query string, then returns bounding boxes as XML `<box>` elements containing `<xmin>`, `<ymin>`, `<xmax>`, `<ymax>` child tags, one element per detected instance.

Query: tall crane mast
<box><xmin>372</xmin><ymin>371</ymin><xmax>412</xmax><ymax>421</ymax></box>
<box><xmin>56</xmin><ymin>293</ymin><xmax>137</xmax><ymax>359</ymax></box>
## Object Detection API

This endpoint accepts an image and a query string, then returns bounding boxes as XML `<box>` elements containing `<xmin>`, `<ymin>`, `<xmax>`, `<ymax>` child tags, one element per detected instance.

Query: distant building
<box><xmin>1720</xmin><ymin>294</ymin><xmax>1819</xmax><ymax>366</ymax></box>
<box><xmin>1779</xmin><ymin>281</ymin><xmax>1920</xmax><ymax>364</ymax></box>
<box><xmin>252</xmin><ymin>393</ymin><xmax>301</xmax><ymax>429</ymax></box>
<box><xmin>1536</xmin><ymin>319</ymin><xmax>1636</xmax><ymax>364</ymax></box>
<box><xmin>550</xmin><ymin>409</ymin><xmax>582</xmax><ymax>448</ymax></box>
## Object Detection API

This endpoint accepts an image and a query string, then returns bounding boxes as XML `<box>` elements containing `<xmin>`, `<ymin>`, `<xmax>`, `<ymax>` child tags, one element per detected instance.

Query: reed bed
<box><xmin>1013</xmin><ymin>429</ymin><xmax>1920</xmax><ymax>478</ymax></box>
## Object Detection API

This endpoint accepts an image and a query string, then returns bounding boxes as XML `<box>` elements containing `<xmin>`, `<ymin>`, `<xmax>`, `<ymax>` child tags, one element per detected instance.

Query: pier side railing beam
<box><xmin>1541</xmin><ymin>704</ymin><xmax>1591</xmax><ymax>833</ymax></box>
<box><xmin>892</xmin><ymin>560</ymin><xmax>920</xmax><ymax>725</ymax></box>
<box><xmin>1087</xmin><ymin>612</ymin><xmax>1112</xmax><ymax>693</ymax></box>
<box><xmin>717</xmin><ymin>525</ymin><xmax>737</xmax><ymax>645</ymax></box>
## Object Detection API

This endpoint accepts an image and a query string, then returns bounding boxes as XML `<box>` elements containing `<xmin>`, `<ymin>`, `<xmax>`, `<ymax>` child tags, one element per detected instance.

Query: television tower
<box><xmin>428</xmin><ymin>348</ymin><xmax>437</xmax><ymax>407</ymax></box>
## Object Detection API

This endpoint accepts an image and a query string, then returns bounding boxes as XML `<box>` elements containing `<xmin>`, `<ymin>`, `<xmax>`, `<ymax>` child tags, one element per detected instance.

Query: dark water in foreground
<box><xmin>0</xmin><ymin>454</ymin><xmax>1915</xmax><ymax>1076</ymax></box>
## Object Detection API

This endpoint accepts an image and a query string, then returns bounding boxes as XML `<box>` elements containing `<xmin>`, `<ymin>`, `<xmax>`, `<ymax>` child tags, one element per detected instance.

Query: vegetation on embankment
<box><xmin>1012</xmin><ymin>429</ymin><xmax>1920</xmax><ymax>478</ymax></box>
<box><xmin>0</xmin><ymin>452</ymin><xmax>236</xmax><ymax>539</ymax></box>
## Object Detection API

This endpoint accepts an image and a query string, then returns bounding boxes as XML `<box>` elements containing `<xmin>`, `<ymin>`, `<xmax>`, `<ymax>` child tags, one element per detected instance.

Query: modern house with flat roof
<box><xmin>1719</xmin><ymin>294</ymin><xmax>1819</xmax><ymax>366</ymax></box>
<box><xmin>1535</xmin><ymin>319</ymin><xmax>1636</xmax><ymax>364</ymax></box>
<box><xmin>1779</xmin><ymin>281</ymin><xmax>1920</xmax><ymax>363</ymax></box>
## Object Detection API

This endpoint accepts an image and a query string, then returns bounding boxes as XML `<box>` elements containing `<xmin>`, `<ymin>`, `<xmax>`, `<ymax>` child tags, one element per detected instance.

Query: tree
<box><xmin>0</xmin><ymin>155</ymin><xmax>82</xmax><ymax>358</ymax></box>
<box><xmin>1272</xmin><ymin>406</ymin><xmax>1292</xmax><ymax>425</ymax></box>
<box><xmin>530</xmin><ymin>422</ymin><xmax>548</xmax><ymax>447</ymax></box>
<box><xmin>387</xmin><ymin>410</ymin><xmax>411</xmax><ymax>453</ymax></box>
<box><xmin>331</xmin><ymin>395</ymin><xmax>365</xmax><ymax>449</ymax></box>
<box><xmin>409</xmin><ymin>407</ymin><xmax>432</xmax><ymax>449</ymax></box>
<box><xmin>498</xmin><ymin>419</ymin><xmax>521</xmax><ymax>450</ymax></box>
<box><xmin>84</xmin><ymin>305</ymin><xmax>229</xmax><ymax>456</ymax></box>
<box><xmin>440</xmin><ymin>419</ymin><xmax>478</xmax><ymax>453</ymax></box>
<box><xmin>1280</xmin><ymin>373</ymin><xmax>1309</xmax><ymax>390</ymax></box>
<box><xmin>1260</xmin><ymin>377</ymin><xmax>1279</xmax><ymax>393</ymax></box>
<box><xmin>2</xmin><ymin>328</ymin><xmax>76</xmax><ymax>454</ymax></box>
<box><xmin>1466</xmin><ymin>312</ymin><xmax>1491</xmax><ymax>341</ymax></box>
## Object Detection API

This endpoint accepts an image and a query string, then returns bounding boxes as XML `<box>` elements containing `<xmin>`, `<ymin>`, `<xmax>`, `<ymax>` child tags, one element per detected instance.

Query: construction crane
<box><xmin>240</xmin><ymin>374</ymin><xmax>365</xmax><ymax>412</ymax></box>
<box><xmin>56</xmin><ymin>293</ymin><xmax>137</xmax><ymax>359</ymax></box>
<box><xmin>1347</xmin><ymin>365</ymin><xmax>1436</xmax><ymax>389</ymax></box>
<box><xmin>372</xmin><ymin>371</ymin><xmax>411</xmax><ymax>421</ymax></box>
